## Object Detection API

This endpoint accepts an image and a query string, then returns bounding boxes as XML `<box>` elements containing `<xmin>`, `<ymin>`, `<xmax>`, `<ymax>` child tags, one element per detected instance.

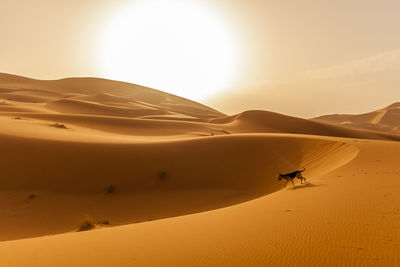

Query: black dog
<box><xmin>278</xmin><ymin>167</ymin><xmax>307</xmax><ymax>186</ymax></box>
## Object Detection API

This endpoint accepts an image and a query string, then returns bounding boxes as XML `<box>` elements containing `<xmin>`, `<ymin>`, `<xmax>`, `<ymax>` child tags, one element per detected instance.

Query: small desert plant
<box><xmin>97</xmin><ymin>219</ymin><xmax>110</xmax><ymax>226</ymax></box>
<box><xmin>77</xmin><ymin>217</ymin><xmax>110</xmax><ymax>232</ymax></box>
<box><xmin>13</xmin><ymin>117</ymin><xmax>22</xmax><ymax>120</ymax></box>
<box><xmin>107</xmin><ymin>185</ymin><xmax>115</xmax><ymax>194</ymax></box>
<box><xmin>28</xmin><ymin>194</ymin><xmax>36</xmax><ymax>199</ymax></box>
<box><xmin>158</xmin><ymin>171</ymin><xmax>167</xmax><ymax>181</ymax></box>
<box><xmin>78</xmin><ymin>218</ymin><xmax>95</xmax><ymax>232</ymax></box>
<box><xmin>51</xmin><ymin>122</ymin><xmax>68</xmax><ymax>129</ymax></box>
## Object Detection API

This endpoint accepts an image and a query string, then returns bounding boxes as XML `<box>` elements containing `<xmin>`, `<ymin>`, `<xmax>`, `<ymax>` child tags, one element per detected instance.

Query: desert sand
<box><xmin>0</xmin><ymin>73</ymin><xmax>399</xmax><ymax>266</ymax></box>
<box><xmin>313</xmin><ymin>102</ymin><xmax>400</xmax><ymax>135</ymax></box>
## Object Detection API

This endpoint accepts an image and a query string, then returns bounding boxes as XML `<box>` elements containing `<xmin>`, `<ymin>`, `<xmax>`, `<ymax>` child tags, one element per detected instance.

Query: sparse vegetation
<box><xmin>13</xmin><ymin>117</ymin><xmax>22</xmax><ymax>120</ymax></box>
<box><xmin>107</xmin><ymin>185</ymin><xmax>115</xmax><ymax>194</ymax></box>
<box><xmin>29</xmin><ymin>194</ymin><xmax>36</xmax><ymax>199</ymax></box>
<box><xmin>158</xmin><ymin>171</ymin><xmax>167</xmax><ymax>181</ymax></box>
<box><xmin>77</xmin><ymin>217</ymin><xmax>110</xmax><ymax>232</ymax></box>
<box><xmin>78</xmin><ymin>218</ymin><xmax>95</xmax><ymax>232</ymax></box>
<box><xmin>98</xmin><ymin>219</ymin><xmax>110</xmax><ymax>226</ymax></box>
<box><xmin>51</xmin><ymin>122</ymin><xmax>68</xmax><ymax>129</ymax></box>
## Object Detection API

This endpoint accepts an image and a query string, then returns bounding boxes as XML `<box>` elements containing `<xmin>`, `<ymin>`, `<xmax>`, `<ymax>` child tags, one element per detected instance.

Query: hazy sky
<box><xmin>1</xmin><ymin>0</ymin><xmax>399</xmax><ymax>117</ymax></box>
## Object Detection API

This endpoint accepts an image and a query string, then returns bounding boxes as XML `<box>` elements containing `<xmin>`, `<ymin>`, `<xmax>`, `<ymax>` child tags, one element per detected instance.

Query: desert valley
<box><xmin>0</xmin><ymin>73</ymin><xmax>399</xmax><ymax>266</ymax></box>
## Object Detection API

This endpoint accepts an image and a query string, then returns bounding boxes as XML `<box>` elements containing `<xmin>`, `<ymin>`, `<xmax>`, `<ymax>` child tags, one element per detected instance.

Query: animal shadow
<box><xmin>292</xmin><ymin>183</ymin><xmax>326</xmax><ymax>190</ymax></box>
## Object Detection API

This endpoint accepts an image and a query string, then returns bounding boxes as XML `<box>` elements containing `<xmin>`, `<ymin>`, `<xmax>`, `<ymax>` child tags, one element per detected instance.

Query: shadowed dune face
<box><xmin>0</xmin><ymin>135</ymin><xmax>358</xmax><ymax>194</ymax></box>
<box><xmin>0</xmin><ymin>133</ymin><xmax>358</xmax><ymax>241</ymax></box>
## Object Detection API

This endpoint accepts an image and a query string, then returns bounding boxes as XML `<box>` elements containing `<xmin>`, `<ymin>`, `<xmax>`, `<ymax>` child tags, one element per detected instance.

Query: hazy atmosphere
<box><xmin>1</xmin><ymin>0</ymin><xmax>399</xmax><ymax>117</ymax></box>
<box><xmin>1</xmin><ymin>1</ymin><xmax>400</xmax><ymax>266</ymax></box>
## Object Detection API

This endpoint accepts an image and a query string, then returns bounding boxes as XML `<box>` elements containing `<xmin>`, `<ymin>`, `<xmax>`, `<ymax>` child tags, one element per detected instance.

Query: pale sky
<box><xmin>1</xmin><ymin>0</ymin><xmax>399</xmax><ymax>118</ymax></box>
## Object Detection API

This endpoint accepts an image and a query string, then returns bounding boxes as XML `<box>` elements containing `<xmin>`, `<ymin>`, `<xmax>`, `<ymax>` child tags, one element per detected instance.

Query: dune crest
<box><xmin>0</xmin><ymin>132</ymin><xmax>357</xmax><ymax>241</ymax></box>
<box><xmin>313</xmin><ymin>102</ymin><xmax>400</xmax><ymax>134</ymax></box>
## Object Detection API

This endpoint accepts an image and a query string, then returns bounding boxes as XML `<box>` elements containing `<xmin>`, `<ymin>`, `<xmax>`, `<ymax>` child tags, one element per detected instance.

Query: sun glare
<box><xmin>98</xmin><ymin>1</ymin><xmax>237</xmax><ymax>101</ymax></box>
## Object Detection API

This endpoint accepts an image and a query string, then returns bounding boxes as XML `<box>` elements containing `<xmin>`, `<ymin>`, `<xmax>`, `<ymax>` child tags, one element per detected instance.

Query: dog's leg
<box><xmin>291</xmin><ymin>179</ymin><xmax>295</xmax><ymax>187</ymax></box>
<box><xmin>298</xmin><ymin>173</ymin><xmax>307</xmax><ymax>184</ymax></box>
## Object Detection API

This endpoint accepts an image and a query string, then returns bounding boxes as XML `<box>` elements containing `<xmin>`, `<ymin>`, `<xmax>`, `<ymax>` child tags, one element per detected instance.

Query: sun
<box><xmin>98</xmin><ymin>1</ymin><xmax>237</xmax><ymax>101</ymax></box>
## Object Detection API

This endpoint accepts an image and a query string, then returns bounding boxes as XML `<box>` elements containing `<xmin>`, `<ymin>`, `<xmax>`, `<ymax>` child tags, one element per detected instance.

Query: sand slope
<box><xmin>0</xmin><ymin>129</ymin><xmax>358</xmax><ymax>241</ymax></box>
<box><xmin>313</xmin><ymin>102</ymin><xmax>400</xmax><ymax>134</ymax></box>
<box><xmin>0</xmin><ymin>73</ymin><xmax>399</xmax><ymax>266</ymax></box>
<box><xmin>0</xmin><ymin>138</ymin><xmax>399</xmax><ymax>266</ymax></box>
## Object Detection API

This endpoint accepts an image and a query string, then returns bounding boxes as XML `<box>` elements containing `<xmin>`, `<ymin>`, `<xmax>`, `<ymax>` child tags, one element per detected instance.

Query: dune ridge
<box><xmin>0</xmin><ymin>131</ymin><xmax>358</xmax><ymax>241</ymax></box>
<box><xmin>313</xmin><ymin>102</ymin><xmax>400</xmax><ymax>134</ymax></box>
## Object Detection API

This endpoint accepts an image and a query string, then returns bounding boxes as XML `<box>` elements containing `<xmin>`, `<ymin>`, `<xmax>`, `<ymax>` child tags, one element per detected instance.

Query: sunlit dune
<box><xmin>0</xmin><ymin>73</ymin><xmax>399</xmax><ymax>266</ymax></box>
<box><xmin>313</xmin><ymin>102</ymin><xmax>400</xmax><ymax>134</ymax></box>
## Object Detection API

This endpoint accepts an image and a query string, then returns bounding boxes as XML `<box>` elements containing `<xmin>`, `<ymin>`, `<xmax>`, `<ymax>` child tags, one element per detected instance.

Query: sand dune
<box><xmin>0</xmin><ymin>137</ymin><xmax>399</xmax><ymax>266</ymax></box>
<box><xmin>313</xmin><ymin>102</ymin><xmax>400</xmax><ymax>134</ymax></box>
<box><xmin>0</xmin><ymin>132</ymin><xmax>357</xmax><ymax>241</ymax></box>
<box><xmin>46</xmin><ymin>99</ymin><xmax>171</xmax><ymax>118</ymax></box>
<box><xmin>212</xmin><ymin>110</ymin><xmax>400</xmax><ymax>141</ymax></box>
<box><xmin>0</xmin><ymin>73</ymin><xmax>399</xmax><ymax>266</ymax></box>
<box><xmin>2</xmin><ymin>73</ymin><xmax>399</xmax><ymax>140</ymax></box>
<box><xmin>0</xmin><ymin>73</ymin><xmax>224</xmax><ymax>120</ymax></box>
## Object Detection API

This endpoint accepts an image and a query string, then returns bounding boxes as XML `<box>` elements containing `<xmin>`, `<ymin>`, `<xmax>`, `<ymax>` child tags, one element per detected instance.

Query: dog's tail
<box><xmin>301</xmin><ymin>167</ymin><xmax>305</xmax><ymax>172</ymax></box>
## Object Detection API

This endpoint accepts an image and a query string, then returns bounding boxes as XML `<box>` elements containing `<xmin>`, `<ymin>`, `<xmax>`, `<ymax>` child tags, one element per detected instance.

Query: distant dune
<box><xmin>1</xmin><ymin>73</ymin><xmax>399</xmax><ymax>140</ymax></box>
<box><xmin>313</xmin><ymin>102</ymin><xmax>400</xmax><ymax>134</ymax></box>
<box><xmin>0</xmin><ymin>73</ymin><xmax>399</xmax><ymax>266</ymax></box>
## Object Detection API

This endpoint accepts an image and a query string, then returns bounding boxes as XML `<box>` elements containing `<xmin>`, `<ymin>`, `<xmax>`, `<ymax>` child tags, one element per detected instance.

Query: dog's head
<box><xmin>278</xmin><ymin>173</ymin><xmax>283</xmax><ymax>180</ymax></box>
